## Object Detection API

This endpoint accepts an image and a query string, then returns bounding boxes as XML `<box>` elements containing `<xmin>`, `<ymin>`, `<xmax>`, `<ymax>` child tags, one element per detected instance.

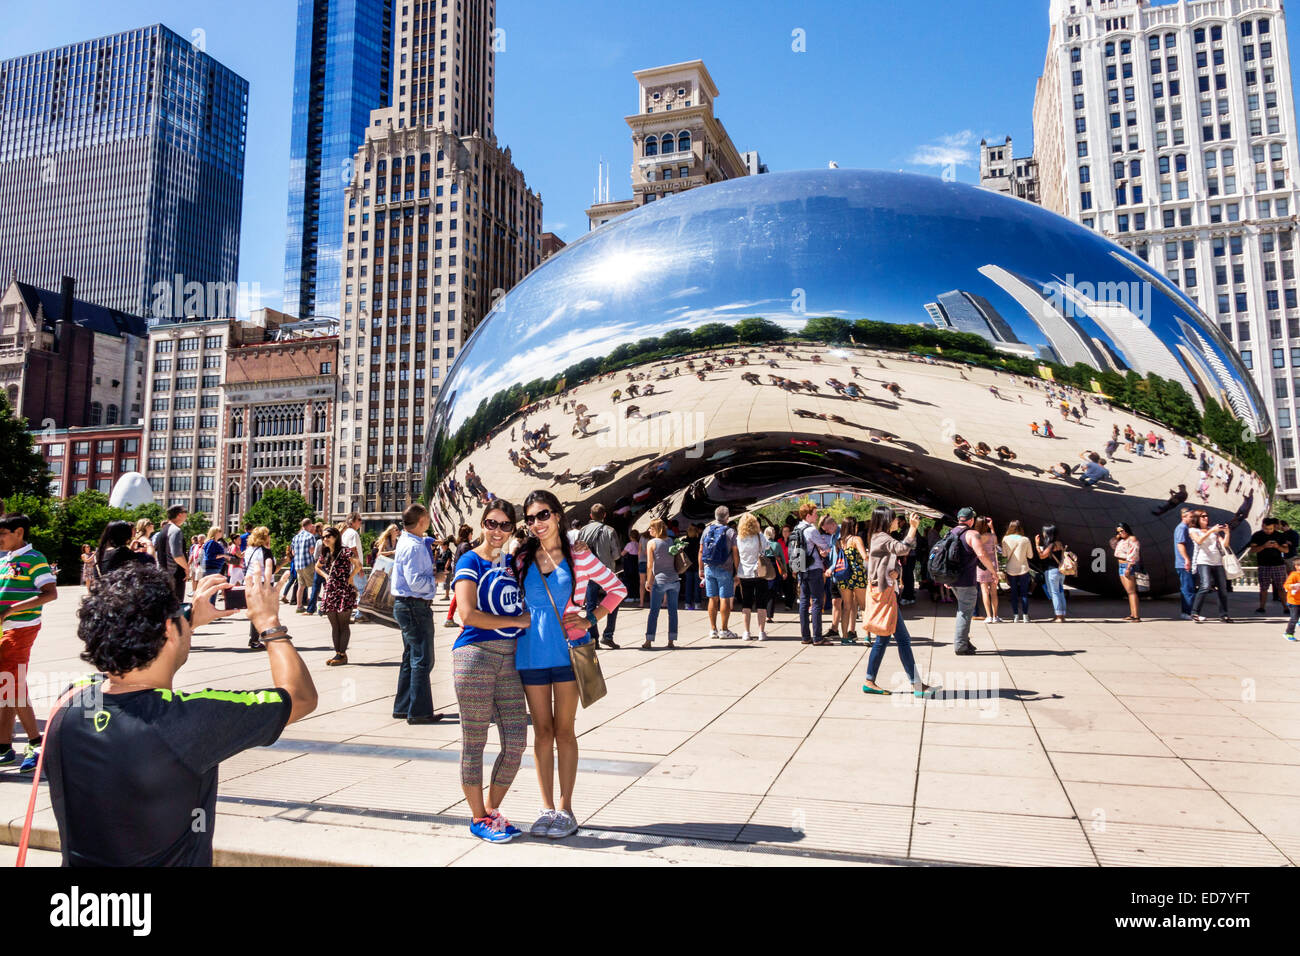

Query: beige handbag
<box><xmin>537</xmin><ymin>562</ymin><xmax>608</xmax><ymax>708</ymax></box>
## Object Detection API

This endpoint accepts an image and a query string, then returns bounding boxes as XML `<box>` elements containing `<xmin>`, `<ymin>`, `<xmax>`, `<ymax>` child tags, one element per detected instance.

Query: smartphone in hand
<box><xmin>224</xmin><ymin>587</ymin><xmax>247</xmax><ymax>610</ymax></box>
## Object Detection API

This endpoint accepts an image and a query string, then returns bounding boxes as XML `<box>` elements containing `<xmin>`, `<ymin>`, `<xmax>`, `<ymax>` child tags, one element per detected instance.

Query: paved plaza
<box><xmin>2</xmin><ymin>586</ymin><xmax>1298</xmax><ymax>867</ymax></box>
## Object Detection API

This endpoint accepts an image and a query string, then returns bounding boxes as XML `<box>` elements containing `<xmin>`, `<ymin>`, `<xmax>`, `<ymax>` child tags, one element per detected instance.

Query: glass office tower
<box><xmin>282</xmin><ymin>0</ymin><xmax>392</xmax><ymax>319</ymax></box>
<box><xmin>0</xmin><ymin>24</ymin><xmax>248</xmax><ymax>317</ymax></box>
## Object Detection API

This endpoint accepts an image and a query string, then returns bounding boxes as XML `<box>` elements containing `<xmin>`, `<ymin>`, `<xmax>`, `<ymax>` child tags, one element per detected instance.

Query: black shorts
<box><xmin>737</xmin><ymin>577</ymin><xmax>763</xmax><ymax>611</ymax></box>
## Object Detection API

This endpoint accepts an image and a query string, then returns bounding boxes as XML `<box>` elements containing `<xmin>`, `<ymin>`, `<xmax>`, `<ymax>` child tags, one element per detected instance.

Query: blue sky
<box><xmin>5</xmin><ymin>0</ymin><xmax>1296</xmax><ymax>312</ymax></box>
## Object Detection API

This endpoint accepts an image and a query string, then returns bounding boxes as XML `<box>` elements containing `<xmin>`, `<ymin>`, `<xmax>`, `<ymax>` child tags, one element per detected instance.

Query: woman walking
<box><xmin>1035</xmin><ymin>524</ymin><xmax>1069</xmax><ymax>622</ymax></box>
<box><xmin>514</xmin><ymin>490</ymin><xmax>626</xmax><ymax>840</ymax></box>
<box><xmin>1001</xmin><ymin>520</ymin><xmax>1033</xmax><ymax>622</ymax></box>
<box><xmin>838</xmin><ymin>516</ymin><xmax>870</xmax><ymax>645</ymax></box>
<box><xmin>452</xmin><ymin>501</ymin><xmax>531</xmax><ymax>843</ymax></box>
<box><xmin>974</xmin><ymin>517</ymin><xmax>1002</xmax><ymax>623</ymax></box>
<box><xmin>734</xmin><ymin>513</ymin><xmax>768</xmax><ymax>641</ymax></box>
<box><xmin>244</xmin><ymin>527</ymin><xmax>275</xmax><ymax>649</ymax></box>
<box><xmin>763</xmin><ymin>526</ymin><xmax>788</xmax><ymax>623</ymax></box>
<box><xmin>1189</xmin><ymin>511</ymin><xmax>1232</xmax><ymax>622</ymax></box>
<box><xmin>862</xmin><ymin>508</ymin><xmax>935</xmax><ymax>697</ymax></box>
<box><xmin>642</xmin><ymin>518</ymin><xmax>680</xmax><ymax>648</ymax></box>
<box><xmin>319</xmin><ymin>526</ymin><xmax>361</xmax><ymax>665</ymax></box>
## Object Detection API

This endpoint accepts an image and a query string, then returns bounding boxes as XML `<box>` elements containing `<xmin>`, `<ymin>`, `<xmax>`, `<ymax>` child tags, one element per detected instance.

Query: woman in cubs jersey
<box><xmin>451</xmin><ymin>501</ymin><xmax>531</xmax><ymax>844</ymax></box>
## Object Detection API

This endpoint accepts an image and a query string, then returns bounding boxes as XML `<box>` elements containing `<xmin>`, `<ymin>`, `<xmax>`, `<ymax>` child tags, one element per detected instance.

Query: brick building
<box><xmin>221</xmin><ymin>321</ymin><xmax>338</xmax><ymax>527</ymax></box>
<box><xmin>33</xmin><ymin>423</ymin><xmax>143</xmax><ymax>500</ymax></box>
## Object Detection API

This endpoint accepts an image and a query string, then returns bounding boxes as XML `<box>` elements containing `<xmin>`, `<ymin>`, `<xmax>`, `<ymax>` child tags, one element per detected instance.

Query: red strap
<box><xmin>17</xmin><ymin>684</ymin><xmax>82</xmax><ymax>867</ymax></box>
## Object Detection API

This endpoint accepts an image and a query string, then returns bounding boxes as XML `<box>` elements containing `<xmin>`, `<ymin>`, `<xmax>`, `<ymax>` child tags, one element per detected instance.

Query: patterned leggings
<box><xmin>452</xmin><ymin>639</ymin><xmax>528</xmax><ymax>788</ymax></box>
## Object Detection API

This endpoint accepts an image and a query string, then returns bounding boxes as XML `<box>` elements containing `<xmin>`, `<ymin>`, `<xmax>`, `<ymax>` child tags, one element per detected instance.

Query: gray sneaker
<box><xmin>546</xmin><ymin>809</ymin><xmax>579</xmax><ymax>839</ymax></box>
<box><xmin>530</xmin><ymin>809</ymin><xmax>557</xmax><ymax>837</ymax></box>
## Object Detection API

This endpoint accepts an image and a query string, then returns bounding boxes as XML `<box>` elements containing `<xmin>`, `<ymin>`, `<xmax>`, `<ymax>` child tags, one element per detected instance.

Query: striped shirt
<box><xmin>0</xmin><ymin>545</ymin><xmax>56</xmax><ymax>631</ymax></box>
<box><xmin>517</xmin><ymin>545</ymin><xmax>627</xmax><ymax>671</ymax></box>
<box><xmin>291</xmin><ymin>530</ymin><xmax>318</xmax><ymax>577</ymax></box>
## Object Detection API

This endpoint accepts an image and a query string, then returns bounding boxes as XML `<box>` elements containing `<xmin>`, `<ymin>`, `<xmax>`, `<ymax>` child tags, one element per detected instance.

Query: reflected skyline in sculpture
<box><xmin>426</xmin><ymin>170</ymin><xmax>1273</xmax><ymax>596</ymax></box>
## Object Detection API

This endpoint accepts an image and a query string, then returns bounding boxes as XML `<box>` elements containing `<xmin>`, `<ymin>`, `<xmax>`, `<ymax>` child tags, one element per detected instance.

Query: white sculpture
<box><xmin>109</xmin><ymin>472</ymin><xmax>154</xmax><ymax>510</ymax></box>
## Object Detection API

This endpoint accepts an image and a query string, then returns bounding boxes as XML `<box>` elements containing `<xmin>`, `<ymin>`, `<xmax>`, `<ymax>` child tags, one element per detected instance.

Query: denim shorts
<box><xmin>703</xmin><ymin>564</ymin><xmax>735</xmax><ymax>599</ymax></box>
<box><xmin>518</xmin><ymin>665</ymin><xmax>576</xmax><ymax>686</ymax></box>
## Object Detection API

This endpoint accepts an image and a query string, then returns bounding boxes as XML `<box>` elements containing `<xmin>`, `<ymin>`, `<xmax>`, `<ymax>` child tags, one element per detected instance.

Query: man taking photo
<box><xmin>44</xmin><ymin>558</ymin><xmax>317</xmax><ymax>866</ymax></box>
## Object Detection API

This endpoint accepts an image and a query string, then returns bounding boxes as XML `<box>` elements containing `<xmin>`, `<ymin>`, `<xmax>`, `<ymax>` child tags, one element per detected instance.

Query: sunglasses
<box><xmin>524</xmin><ymin>509</ymin><xmax>555</xmax><ymax>526</ymax></box>
<box><xmin>483</xmin><ymin>518</ymin><xmax>515</xmax><ymax>532</ymax></box>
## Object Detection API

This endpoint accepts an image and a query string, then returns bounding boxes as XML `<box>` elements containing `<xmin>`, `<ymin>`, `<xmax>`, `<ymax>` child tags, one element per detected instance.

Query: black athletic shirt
<box><xmin>46</xmin><ymin>676</ymin><xmax>291</xmax><ymax>866</ymax></box>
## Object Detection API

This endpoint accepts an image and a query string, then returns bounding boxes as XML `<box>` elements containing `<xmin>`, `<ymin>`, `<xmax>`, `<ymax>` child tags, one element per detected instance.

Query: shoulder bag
<box><xmin>863</xmin><ymin>582</ymin><xmax>899</xmax><ymax>637</ymax></box>
<box><xmin>536</xmin><ymin>557</ymin><xmax>607</xmax><ymax>708</ymax></box>
<box><xmin>1058</xmin><ymin>548</ymin><xmax>1079</xmax><ymax>577</ymax></box>
<box><xmin>1222</xmin><ymin>546</ymin><xmax>1243</xmax><ymax>581</ymax></box>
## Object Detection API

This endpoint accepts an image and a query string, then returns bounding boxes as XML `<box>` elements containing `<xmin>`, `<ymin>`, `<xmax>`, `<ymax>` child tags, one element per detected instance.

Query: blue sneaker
<box><xmin>0</xmin><ymin>748</ymin><xmax>15</xmax><ymax>767</ymax></box>
<box><xmin>488</xmin><ymin>810</ymin><xmax>522</xmax><ymax>837</ymax></box>
<box><xmin>18</xmin><ymin>744</ymin><xmax>39</xmax><ymax>774</ymax></box>
<box><xmin>469</xmin><ymin>816</ymin><xmax>515</xmax><ymax>843</ymax></box>
<box><xmin>1287</xmin><ymin>633</ymin><xmax>1298</xmax><ymax>642</ymax></box>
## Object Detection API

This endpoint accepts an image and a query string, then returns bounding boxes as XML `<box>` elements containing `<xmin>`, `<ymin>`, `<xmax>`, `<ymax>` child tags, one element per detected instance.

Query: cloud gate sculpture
<box><xmin>426</xmin><ymin>170</ymin><xmax>1272</xmax><ymax>596</ymax></box>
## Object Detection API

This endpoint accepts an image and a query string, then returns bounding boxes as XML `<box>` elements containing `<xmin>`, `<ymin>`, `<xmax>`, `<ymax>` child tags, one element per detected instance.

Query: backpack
<box><xmin>927</xmin><ymin>528</ymin><xmax>967</xmax><ymax>586</ymax></box>
<box><xmin>787</xmin><ymin>523</ymin><xmax>809</xmax><ymax>574</ymax></box>
<box><xmin>700</xmin><ymin>524</ymin><xmax>731</xmax><ymax>567</ymax></box>
<box><xmin>828</xmin><ymin>534</ymin><xmax>851</xmax><ymax>584</ymax></box>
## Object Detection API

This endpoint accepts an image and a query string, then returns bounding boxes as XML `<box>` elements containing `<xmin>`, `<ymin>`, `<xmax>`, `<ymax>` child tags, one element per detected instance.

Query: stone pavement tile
<box><xmin>1028</xmin><ymin>707</ymin><xmax>1153</xmax><ymax>734</ymax></box>
<box><xmin>1090</xmin><ymin>676</ymin><xmax>1209</xmax><ymax>698</ymax></box>
<box><xmin>1084</xmin><ymin>821</ymin><xmax>1291</xmax><ymax>867</ymax></box>
<box><xmin>638</xmin><ymin>731</ymin><xmax>804</xmax><ymax>795</ymax></box>
<box><xmin>1224</xmin><ymin>700</ymin><xmax>1300</xmax><ymax>720</ymax></box>
<box><xmin>263</xmin><ymin>805</ymin><xmax>440</xmax><ymax>835</ymax></box>
<box><xmin>1062</xmin><ymin>782</ymin><xmax>1255</xmax><ymax>831</ymax></box>
<box><xmin>1051</xmin><ymin>753</ymin><xmax>1209</xmax><ymax>789</ymax></box>
<box><xmin>605</xmin><ymin>692</ymin><xmax>734</xmax><ymax>732</ymax></box>
<box><xmin>909</xmin><ymin>808</ymin><xmax>1096</xmax><ymax>866</ymax></box>
<box><xmin>1216</xmin><ymin>792</ymin><xmax>1300</xmax><ymax>864</ymax></box>
<box><xmin>1115</xmin><ymin>695</ymin><xmax>1243</xmax><ymax>717</ymax></box>
<box><xmin>921</xmin><ymin>744</ymin><xmax>1058</xmax><ymax>779</ymax></box>
<box><xmin>707</xmin><ymin>708</ymin><xmax>822</xmax><ymax>738</ymax></box>
<box><xmin>669</xmin><ymin>663</ymin><xmax>783</xmax><ymax>697</ymax></box>
<box><xmin>1187</xmin><ymin>759</ymin><xmax>1300</xmax><ymax>796</ymax></box>
<box><xmin>344</xmin><ymin>728</ymin><xmax>464</xmax><ymax>750</ymax></box>
<box><xmin>322</xmin><ymin>762</ymin><xmax>476</xmax><ymax>816</ymax></box>
<box><xmin>922</xmin><ymin>723</ymin><xmax>1043</xmax><ymax>750</ymax></box>
<box><xmin>726</xmin><ymin>695</ymin><xmax>827</xmax><ymax>718</ymax></box>
<box><xmin>1160</xmin><ymin>734</ymin><xmax>1300</xmax><ymax>764</ymax></box>
<box><xmin>1192</xmin><ymin>676</ymin><xmax>1300</xmax><ymax>702</ymax></box>
<box><xmin>289</xmin><ymin>708</ymin><xmax>408</xmax><ymax>737</ymax></box>
<box><xmin>1037</xmin><ymin>728</ymin><xmax>1174</xmax><ymax>757</ymax></box>
<box><xmin>218</xmin><ymin>747</ymin><xmax>306</xmax><ymax>782</ymax></box>
<box><xmin>1242</xmin><ymin>717</ymin><xmax>1300</xmax><ymax>740</ymax></box>
<box><xmin>739</xmin><ymin>795</ymin><xmax>912</xmax><ymax>858</ymax></box>
<box><xmin>332</xmin><ymin>718</ymin><xmax>466</xmax><ymax>745</ymax></box>
<box><xmin>916</xmin><ymin>771</ymin><xmax>1075</xmax><ymax>818</ymax></box>
<box><xmin>1138</xmin><ymin>713</ymin><xmax>1281</xmax><ymax>738</ymax></box>
<box><xmin>213</xmin><ymin>815</ymin><xmax>477</xmax><ymax>866</ymax></box>
<box><xmin>0</xmin><ymin>843</ymin><xmax>60</xmax><ymax>866</ymax></box>
<box><xmin>584</xmin><ymin>784</ymin><xmax>761</xmax><ymax>842</ymax></box>
<box><xmin>219</xmin><ymin>753</ymin><xmax>409</xmax><ymax>805</ymax></box>
<box><xmin>822</xmin><ymin>695</ymin><xmax>928</xmax><ymax>722</ymax></box>
<box><xmin>918</xmin><ymin>698</ymin><xmax>1031</xmax><ymax>726</ymax></box>
<box><xmin>575</xmin><ymin>726</ymin><xmax>693</xmax><ymax>755</ymax></box>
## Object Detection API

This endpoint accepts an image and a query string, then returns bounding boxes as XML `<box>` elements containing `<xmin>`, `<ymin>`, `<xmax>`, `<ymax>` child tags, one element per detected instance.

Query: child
<box><xmin>1284</xmin><ymin>557</ymin><xmax>1300</xmax><ymax>641</ymax></box>
<box><xmin>0</xmin><ymin>513</ymin><xmax>58</xmax><ymax>773</ymax></box>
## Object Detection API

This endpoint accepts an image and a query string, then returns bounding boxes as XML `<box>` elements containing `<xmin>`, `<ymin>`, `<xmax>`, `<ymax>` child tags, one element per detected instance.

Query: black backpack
<box><xmin>927</xmin><ymin>528</ymin><xmax>966</xmax><ymax>586</ymax></box>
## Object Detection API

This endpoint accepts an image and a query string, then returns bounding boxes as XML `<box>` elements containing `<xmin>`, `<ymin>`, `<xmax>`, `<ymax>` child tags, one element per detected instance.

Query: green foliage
<box><xmin>734</xmin><ymin>317</ymin><xmax>787</xmax><ymax>344</ymax></box>
<box><xmin>1</xmin><ymin>493</ymin><xmax>58</xmax><ymax>567</ymax></box>
<box><xmin>0</xmin><ymin>391</ymin><xmax>51</xmax><ymax>499</ymax></box>
<box><xmin>182</xmin><ymin>511</ymin><xmax>210</xmax><ymax>540</ymax></box>
<box><xmin>243</xmin><ymin>488</ymin><xmax>315</xmax><ymax>557</ymax></box>
<box><xmin>129</xmin><ymin>502</ymin><xmax>166</xmax><ymax>527</ymax></box>
<box><xmin>800</xmin><ymin>316</ymin><xmax>852</xmax><ymax>343</ymax></box>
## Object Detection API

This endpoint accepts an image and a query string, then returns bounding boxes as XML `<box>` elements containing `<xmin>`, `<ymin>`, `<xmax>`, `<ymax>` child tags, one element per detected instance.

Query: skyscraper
<box><xmin>0</xmin><ymin>24</ymin><xmax>248</xmax><ymax>317</ymax></box>
<box><xmin>927</xmin><ymin>289</ymin><xmax>1024</xmax><ymax>345</ymax></box>
<box><xmin>1031</xmin><ymin>0</ymin><xmax>1300</xmax><ymax>489</ymax></box>
<box><xmin>336</xmin><ymin>0</ymin><xmax>543</xmax><ymax>524</ymax></box>
<box><xmin>282</xmin><ymin>0</ymin><xmax>393</xmax><ymax>319</ymax></box>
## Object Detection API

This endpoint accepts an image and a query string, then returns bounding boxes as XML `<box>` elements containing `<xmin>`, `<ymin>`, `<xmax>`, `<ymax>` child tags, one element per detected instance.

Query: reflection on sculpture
<box><xmin>426</xmin><ymin>170</ymin><xmax>1273</xmax><ymax>596</ymax></box>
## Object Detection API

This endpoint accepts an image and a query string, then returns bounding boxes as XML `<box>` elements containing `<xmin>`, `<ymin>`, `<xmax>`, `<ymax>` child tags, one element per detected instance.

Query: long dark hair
<box><xmin>1039</xmin><ymin>524</ymin><xmax>1058</xmax><ymax>548</ymax></box>
<box><xmin>516</xmin><ymin>490</ymin><xmax>577</xmax><ymax>605</ymax></box>
<box><xmin>867</xmin><ymin>506</ymin><xmax>897</xmax><ymax>538</ymax></box>
<box><xmin>97</xmin><ymin>519</ymin><xmax>134</xmax><ymax>568</ymax></box>
<box><xmin>319</xmin><ymin>527</ymin><xmax>341</xmax><ymax>569</ymax></box>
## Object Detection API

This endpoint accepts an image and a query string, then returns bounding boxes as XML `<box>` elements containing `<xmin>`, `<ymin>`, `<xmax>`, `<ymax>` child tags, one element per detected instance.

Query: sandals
<box><xmin>1123</xmin><ymin>616</ymin><xmax>1141</xmax><ymax>622</ymax></box>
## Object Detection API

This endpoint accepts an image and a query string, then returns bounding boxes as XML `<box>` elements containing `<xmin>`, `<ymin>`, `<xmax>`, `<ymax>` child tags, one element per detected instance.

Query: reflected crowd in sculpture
<box><xmin>426</xmin><ymin>170</ymin><xmax>1273</xmax><ymax>596</ymax></box>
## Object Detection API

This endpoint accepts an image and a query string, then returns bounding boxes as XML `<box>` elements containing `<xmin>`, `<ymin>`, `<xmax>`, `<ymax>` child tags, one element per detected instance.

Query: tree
<box><xmin>182</xmin><ymin>512</ymin><xmax>210</xmax><ymax>541</ymax></box>
<box><xmin>0</xmin><ymin>391</ymin><xmax>50</xmax><ymax>499</ymax></box>
<box><xmin>243</xmin><ymin>488</ymin><xmax>315</xmax><ymax>555</ymax></box>
<box><xmin>800</xmin><ymin>316</ymin><xmax>852</xmax><ymax>343</ymax></box>
<box><xmin>735</xmin><ymin>317</ymin><xmax>786</xmax><ymax>344</ymax></box>
<box><xmin>1</xmin><ymin>493</ymin><xmax>58</xmax><ymax>567</ymax></box>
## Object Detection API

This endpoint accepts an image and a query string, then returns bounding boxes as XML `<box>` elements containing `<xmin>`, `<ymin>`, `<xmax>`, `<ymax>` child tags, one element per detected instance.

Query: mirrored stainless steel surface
<box><xmin>426</xmin><ymin>170</ymin><xmax>1272</xmax><ymax>595</ymax></box>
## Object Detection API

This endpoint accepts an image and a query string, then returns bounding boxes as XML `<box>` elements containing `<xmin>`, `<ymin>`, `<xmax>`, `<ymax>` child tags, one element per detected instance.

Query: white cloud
<box><xmin>909</xmin><ymin>130</ymin><xmax>977</xmax><ymax>168</ymax></box>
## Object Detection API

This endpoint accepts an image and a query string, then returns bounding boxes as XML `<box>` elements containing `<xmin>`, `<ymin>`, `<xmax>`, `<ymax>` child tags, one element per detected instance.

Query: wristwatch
<box><xmin>258</xmin><ymin>625</ymin><xmax>290</xmax><ymax>641</ymax></box>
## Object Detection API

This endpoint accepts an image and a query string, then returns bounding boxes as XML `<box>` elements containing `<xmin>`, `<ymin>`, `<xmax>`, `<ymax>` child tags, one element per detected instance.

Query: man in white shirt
<box><xmin>342</xmin><ymin>513</ymin><xmax>365</xmax><ymax>622</ymax></box>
